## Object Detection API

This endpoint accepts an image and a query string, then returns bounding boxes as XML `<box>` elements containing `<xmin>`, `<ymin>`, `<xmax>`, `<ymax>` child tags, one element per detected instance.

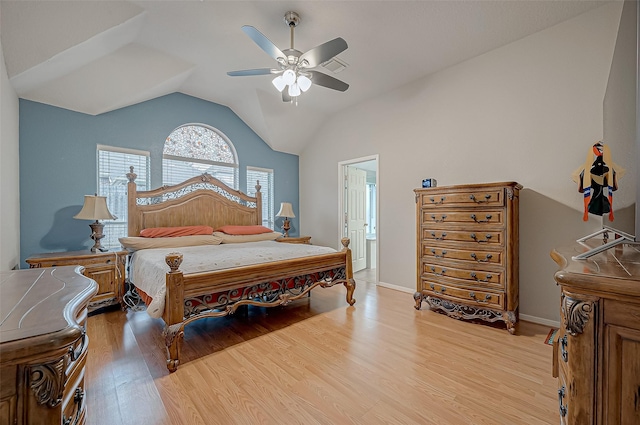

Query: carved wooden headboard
<box><xmin>126</xmin><ymin>167</ymin><xmax>262</xmax><ymax>237</ymax></box>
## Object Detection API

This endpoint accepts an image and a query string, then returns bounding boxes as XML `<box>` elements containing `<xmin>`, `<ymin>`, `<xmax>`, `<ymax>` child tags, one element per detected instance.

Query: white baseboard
<box><xmin>376</xmin><ymin>281</ymin><xmax>414</xmax><ymax>294</ymax></box>
<box><xmin>519</xmin><ymin>314</ymin><xmax>560</xmax><ymax>328</ymax></box>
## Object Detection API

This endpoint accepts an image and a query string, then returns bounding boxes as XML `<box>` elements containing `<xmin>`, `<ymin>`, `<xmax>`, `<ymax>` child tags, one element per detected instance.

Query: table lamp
<box><xmin>276</xmin><ymin>202</ymin><xmax>295</xmax><ymax>237</ymax></box>
<box><xmin>73</xmin><ymin>194</ymin><xmax>117</xmax><ymax>252</ymax></box>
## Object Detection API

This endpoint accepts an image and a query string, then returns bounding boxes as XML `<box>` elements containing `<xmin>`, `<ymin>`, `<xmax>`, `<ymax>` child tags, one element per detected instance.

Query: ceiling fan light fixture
<box><xmin>282</xmin><ymin>69</ymin><xmax>296</xmax><ymax>85</ymax></box>
<box><xmin>288</xmin><ymin>82</ymin><xmax>301</xmax><ymax>97</ymax></box>
<box><xmin>298</xmin><ymin>75</ymin><xmax>312</xmax><ymax>92</ymax></box>
<box><xmin>229</xmin><ymin>11</ymin><xmax>348</xmax><ymax>103</ymax></box>
<box><xmin>272</xmin><ymin>75</ymin><xmax>287</xmax><ymax>92</ymax></box>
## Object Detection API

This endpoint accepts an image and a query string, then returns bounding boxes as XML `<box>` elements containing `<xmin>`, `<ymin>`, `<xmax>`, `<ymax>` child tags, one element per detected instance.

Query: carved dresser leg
<box><xmin>503</xmin><ymin>311</ymin><xmax>517</xmax><ymax>335</ymax></box>
<box><xmin>414</xmin><ymin>292</ymin><xmax>425</xmax><ymax>310</ymax></box>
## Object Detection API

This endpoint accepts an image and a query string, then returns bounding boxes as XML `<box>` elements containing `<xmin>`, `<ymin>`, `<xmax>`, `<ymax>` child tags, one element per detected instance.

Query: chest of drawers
<box><xmin>0</xmin><ymin>266</ymin><xmax>97</xmax><ymax>425</ymax></box>
<box><xmin>551</xmin><ymin>242</ymin><xmax>640</xmax><ymax>424</ymax></box>
<box><xmin>414</xmin><ymin>182</ymin><xmax>521</xmax><ymax>333</ymax></box>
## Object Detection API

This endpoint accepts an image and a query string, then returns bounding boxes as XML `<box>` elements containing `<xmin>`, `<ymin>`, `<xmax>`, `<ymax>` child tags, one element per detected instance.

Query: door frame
<box><xmin>338</xmin><ymin>154</ymin><xmax>379</xmax><ymax>283</ymax></box>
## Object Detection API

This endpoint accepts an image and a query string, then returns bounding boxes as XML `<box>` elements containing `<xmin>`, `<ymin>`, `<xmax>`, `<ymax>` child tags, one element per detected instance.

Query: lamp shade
<box><xmin>288</xmin><ymin>82</ymin><xmax>301</xmax><ymax>97</ymax></box>
<box><xmin>272</xmin><ymin>75</ymin><xmax>287</xmax><ymax>92</ymax></box>
<box><xmin>276</xmin><ymin>202</ymin><xmax>295</xmax><ymax>218</ymax></box>
<box><xmin>73</xmin><ymin>195</ymin><xmax>117</xmax><ymax>221</ymax></box>
<box><xmin>298</xmin><ymin>75</ymin><xmax>312</xmax><ymax>92</ymax></box>
<box><xmin>282</xmin><ymin>69</ymin><xmax>296</xmax><ymax>85</ymax></box>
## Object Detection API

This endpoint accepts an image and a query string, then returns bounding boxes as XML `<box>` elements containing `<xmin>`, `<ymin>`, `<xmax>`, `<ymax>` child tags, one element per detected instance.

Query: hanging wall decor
<box><xmin>571</xmin><ymin>141</ymin><xmax>625</xmax><ymax>221</ymax></box>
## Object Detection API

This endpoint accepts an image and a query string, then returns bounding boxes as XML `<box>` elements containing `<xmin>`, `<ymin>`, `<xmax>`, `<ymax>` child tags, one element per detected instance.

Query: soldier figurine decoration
<box><xmin>572</xmin><ymin>141</ymin><xmax>625</xmax><ymax>222</ymax></box>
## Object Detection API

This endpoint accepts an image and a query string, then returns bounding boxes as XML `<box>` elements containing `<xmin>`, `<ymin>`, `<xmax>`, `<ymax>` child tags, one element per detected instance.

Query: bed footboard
<box><xmin>161</xmin><ymin>238</ymin><xmax>356</xmax><ymax>372</ymax></box>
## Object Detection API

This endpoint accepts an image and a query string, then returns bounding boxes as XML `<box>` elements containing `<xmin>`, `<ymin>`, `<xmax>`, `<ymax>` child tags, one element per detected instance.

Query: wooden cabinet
<box><xmin>414</xmin><ymin>182</ymin><xmax>521</xmax><ymax>333</ymax></box>
<box><xmin>26</xmin><ymin>250</ymin><xmax>127</xmax><ymax>313</ymax></box>
<box><xmin>551</xmin><ymin>243</ymin><xmax>640</xmax><ymax>425</ymax></box>
<box><xmin>0</xmin><ymin>266</ymin><xmax>97</xmax><ymax>425</ymax></box>
<box><xmin>276</xmin><ymin>236</ymin><xmax>312</xmax><ymax>244</ymax></box>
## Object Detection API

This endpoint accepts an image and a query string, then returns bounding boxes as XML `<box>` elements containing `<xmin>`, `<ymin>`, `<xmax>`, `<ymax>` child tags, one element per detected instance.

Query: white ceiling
<box><xmin>1</xmin><ymin>0</ymin><xmax>609</xmax><ymax>154</ymax></box>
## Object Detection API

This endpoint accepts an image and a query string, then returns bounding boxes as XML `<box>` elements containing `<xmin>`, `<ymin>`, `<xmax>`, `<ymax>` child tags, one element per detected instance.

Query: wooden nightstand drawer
<box><xmin>26</xmin><ymin>250</ymin><xmax>127</xmax><ymax>313</ymax></box>
<box><xmin>276</xmin><ymin>236</ymin><xmax>312</xmax><ymax>244</ymax></box>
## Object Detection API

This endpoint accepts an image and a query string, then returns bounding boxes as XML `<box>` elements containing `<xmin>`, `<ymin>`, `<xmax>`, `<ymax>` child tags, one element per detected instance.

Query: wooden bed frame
<box><xmin>126</xmin><ymin>167</ymin><xmax>356</xmax><ymax>372</ymax></box>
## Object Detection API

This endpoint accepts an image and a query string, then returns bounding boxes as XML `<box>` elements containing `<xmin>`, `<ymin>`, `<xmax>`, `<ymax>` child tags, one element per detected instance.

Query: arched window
<box><xmin>162</xmin><ymin>124</ymin><xmax>238</xmax><ymax>189</ymax></box>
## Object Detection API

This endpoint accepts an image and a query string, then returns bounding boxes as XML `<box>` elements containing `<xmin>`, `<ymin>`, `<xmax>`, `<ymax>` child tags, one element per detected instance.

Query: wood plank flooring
<box><xmin>85</xmin><ymin>269</ymin><xmax>559</xmax><ymax>424</ymax></box>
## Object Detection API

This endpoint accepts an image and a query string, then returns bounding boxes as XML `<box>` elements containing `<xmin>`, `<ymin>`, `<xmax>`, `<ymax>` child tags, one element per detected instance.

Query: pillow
<box><xmin>140</xmin><ymin>225</ymin><xmax>213</xmax><ymax>238</ymax></box>
<box><xmin>213</xmin><ymin>231</ymin><xmax>282</xmax><ymax>244</ymax></box>
<box><xmin>214</xmin><ymin>225</ymin><xmax>274</xmax><ymax>235</ymax></box>
<box><xmin>119</xmin><ymin>234</ymin><xmax>223</xmax><ymax>251</ymax></box>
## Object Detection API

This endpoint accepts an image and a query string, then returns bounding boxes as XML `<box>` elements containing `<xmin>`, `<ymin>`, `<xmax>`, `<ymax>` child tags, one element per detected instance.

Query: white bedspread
<box><xmin>129</xmin><ymin>241</ymin><xmax>337</xmax><ymax>318</ymax></box>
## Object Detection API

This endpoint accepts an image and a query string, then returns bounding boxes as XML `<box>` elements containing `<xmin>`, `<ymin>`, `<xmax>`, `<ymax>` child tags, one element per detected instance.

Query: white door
<box><xmin>346</xmin><ymin>166</ymin><xmax>367</xmax><ymax>272</ymax></box>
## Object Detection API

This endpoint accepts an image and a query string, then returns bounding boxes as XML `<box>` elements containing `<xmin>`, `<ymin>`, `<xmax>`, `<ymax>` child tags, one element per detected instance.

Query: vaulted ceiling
<box><xmin>1</xmin><ymin>0</ymin><xmax>608</xmax><ymax>154</ymax></box>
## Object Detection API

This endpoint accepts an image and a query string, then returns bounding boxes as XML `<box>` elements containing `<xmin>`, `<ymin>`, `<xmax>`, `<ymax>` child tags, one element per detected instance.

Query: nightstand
<box><xmin>276</xmin><ymin>236</ymin><xmax>312</xmax><ymax>244</ymax></box>
<box><xmin>26</xmin><ymin>249</ymin><xmax>127</xmax><ymax>313</ymax></box>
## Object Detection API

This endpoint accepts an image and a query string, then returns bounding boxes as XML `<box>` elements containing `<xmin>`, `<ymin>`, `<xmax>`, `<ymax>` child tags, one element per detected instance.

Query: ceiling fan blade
<box><xmin>308</xmin><ymin>70</ymin><xmax>349</xmax><ymax>92</ymax></box>
<box><xmin>227</xmin><ymin>68</ymin><xmax>278</xmax><ymax>77</ymax></box>
<box><xmin>242</xmin><ymin>25</ymin><xmax>287</xmax><ymax>62</ymax></box>
<box><xmin>282</xmin><ymin>91</ymin><xmax>291</xmax><ymax>103</ymax></box>
<box><xmin>299</xmin><ymin>38</ymin><xmax>348</xmax><ymax>68</ymax></box>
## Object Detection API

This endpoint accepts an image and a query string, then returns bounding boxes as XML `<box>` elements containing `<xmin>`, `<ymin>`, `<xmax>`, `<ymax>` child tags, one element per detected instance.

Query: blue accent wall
<box><xmin>19</xmin><ymin>93</ymin><xmax>299</xmax><ymax>266</ymax></box>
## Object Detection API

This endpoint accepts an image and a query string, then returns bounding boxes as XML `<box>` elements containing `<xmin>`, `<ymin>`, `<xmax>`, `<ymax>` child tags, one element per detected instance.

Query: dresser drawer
<box><xmin>65</xmin><ymin>331</ymin><xmax>88</xmax><ymax>378</ymax></box>
<box><xmin>557</xmin><ymin>371</ymin><xmax>569</xmax><ymax>425</ymax></box>
<box><xmin>62</xmin><ymin>376</ymin><xmax>86</xmax><ymax>425</ymax></box>
<box><xmin>421</xmin><ymin>280</ymin><xmax>504</xmax><ymax>310</ymax></box>
<box><xmin>62</xmin><ymin>339</ymin><xmax>87</xmax><ymax>425</ymax></box>
<box><xmin>421</xmin><ymin>209</ymin><xmax>505</xmax><ymax>227</ymax></box>
<box><xmin>418</xmin><ymin>188</ymin><xmax>506</xmax><ymax>208</ymax></box>
<box><xmin>421</xmin><ymin>228</ymin><xmax>504</xmax><ymax>247</ymax></box>
<box><xmin>422</xmin><ymin>244</ymin><xmax>504</xmax><ymax>266</ymax></box>
<box><xmin>422</xmin><ymin>262</ymin><xmax>504</xmax><ymax>289</ymax></box>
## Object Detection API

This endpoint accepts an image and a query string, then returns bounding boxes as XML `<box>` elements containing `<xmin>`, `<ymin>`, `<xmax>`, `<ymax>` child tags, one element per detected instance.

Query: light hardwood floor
<box><xmin>85</xmin><ymin>269</ymin><xmax>559</xmax><ymax>424</ymax></box>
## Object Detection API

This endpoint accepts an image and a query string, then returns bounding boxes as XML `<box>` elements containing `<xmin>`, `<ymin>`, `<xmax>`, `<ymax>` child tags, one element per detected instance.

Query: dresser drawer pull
<box><xmin>469</xmin><ymin>193</ymin><xmax>492</xmax><ymax>203</ymax></box>
<box><xmin>438</xmin><ymin>287</ymin><xmax>446</xmax><ymax>293</ymax></box>
<box><xmin>469</xmin><ymin>292</ymin><xmax>492</xmax><ymax>302</ymax></box>
<box><xmin>430</xmin><ymin>266</ymin><xmax>446</xmax><ymax>276</ymax></box>
<box><xmin>560</xmin><ymin>335</ymin><xmax>568</xmax><ymax>362</ymax></box>
<box><xmin>470</xmin><ymin>252</ymin><xmax>492</xmax><ymax>262</ymax></box>
<box><xmin>430</xmin><ymin>214</ymin><xmax>447</xmax><ymax>222</ymax></box>
<box><xmin>430</xmin><ymin>231</ymin><xmax>447</xmax><ymax>240</ymax></box>
<box><xmin>429</xmin><ymin>283</ymin><xmax>435</xmax><ymax>290</ymax></box>
<box><xmin>470</xmin><ymin>214</ymin><xmax>493</xmax><ymax>223</ymax></box>
<box><xmin>429</xmin><ymin>196</ymin><xmax>446</xmax><ymax>205</ymax></box>
<box><xmin>470</xmin><ymin>233</ymin><xmax>492</xmax><ymax>243</ymax></box>
<box><xmin>470</xmin><ymin>272</ymin><xmax>492</xmax><ymax>283</ymax></box>
<box><xmin>558</xmin><ymin>386</ymin><xmax>567</xmax><ymax>417</ymax></box>
<box><xmin>63</xmin><ymin>387</ymin><xmax>85</xmax><ymax>425</ymax></box>
<box><xmin>431</xmin><ymin>249</ymin><xmax>447</xmax><ymax>258</ymax></box>
<box><xmin>68</xmin><ymin>329</ymin><xmax>86</xmax><ymax>362</ymax></box>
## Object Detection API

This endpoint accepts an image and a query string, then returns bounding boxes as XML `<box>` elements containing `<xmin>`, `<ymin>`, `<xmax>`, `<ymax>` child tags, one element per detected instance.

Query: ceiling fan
<box><xmin>227</xmin><ymin>11</ymin><xmax>349</xmax><ymax>103</ymax></box>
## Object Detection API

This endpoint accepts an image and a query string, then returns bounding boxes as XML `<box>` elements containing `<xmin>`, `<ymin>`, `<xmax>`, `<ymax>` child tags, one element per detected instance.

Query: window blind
<box><xmin>97</xmin><ymin>146</ymin><xmax>149</xmax><ymax>249</ymax></box>
<box><xmin>247</xmin><ymin>167</ymin><xmax>274</xmax><ymax>229</ymax></box>
<box><xmin>162</xmin><ymin>158</ymin><xmax>238</xmax><ymax>189</ymax></box>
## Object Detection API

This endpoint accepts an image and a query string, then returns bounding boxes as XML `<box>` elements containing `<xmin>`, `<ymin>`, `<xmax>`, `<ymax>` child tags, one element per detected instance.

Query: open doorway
<box><xmin>338</xmin><ymin>155</ymin><xmax>378</xmax><ymax>284</ymax></box>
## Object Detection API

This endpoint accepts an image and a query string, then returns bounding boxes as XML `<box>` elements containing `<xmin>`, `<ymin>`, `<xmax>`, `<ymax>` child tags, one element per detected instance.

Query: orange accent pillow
<box><xmin>139</xmin><ymin>225</ymin><xmax>213</xmax><ymax>238</ymax></box>
<box><xmin>214</xmin><ymin>225</ymin><xmax>274</xmax><ymax>235</ymax></box>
